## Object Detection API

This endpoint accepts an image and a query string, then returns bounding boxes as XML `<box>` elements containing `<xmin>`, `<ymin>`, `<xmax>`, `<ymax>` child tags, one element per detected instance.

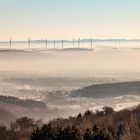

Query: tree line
<box><xmin>0</xmin><ymin>105</ymin><xmax>140</xmax><ymax>140</ymax></box>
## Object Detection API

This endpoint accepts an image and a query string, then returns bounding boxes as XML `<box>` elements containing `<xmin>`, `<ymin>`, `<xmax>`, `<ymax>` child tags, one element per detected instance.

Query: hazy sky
<box><xmin>0</xmin><ymin>0</ymin><xmax>140</xmax><ymax>41</ymax></box>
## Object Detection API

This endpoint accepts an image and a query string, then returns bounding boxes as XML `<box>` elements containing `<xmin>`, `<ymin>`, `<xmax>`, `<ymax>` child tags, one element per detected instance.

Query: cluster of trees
<box><xmin>31</xmin><ymin>123</ymin><xmax>114</xmax><ymax>140</ymax></box>
<box><xmin>0</xmin><ymin>105</ymin><xmax>140</xmax><ymax>140</ymax></box>
<box><xmin>0</xmin><ymin>116</ymin><xmax>43</xmax><ymax>140</ymax></box>
<box><xmin>31</xmin><ymin>106</ymin><xmax>140</xmax><ymax>140</ymax></box>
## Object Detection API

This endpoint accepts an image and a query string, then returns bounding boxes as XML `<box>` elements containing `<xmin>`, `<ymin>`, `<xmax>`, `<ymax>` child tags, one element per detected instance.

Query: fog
<box><xmin>0</xmin><ymin>42</ymin><xmax>140</xmax><ymax>120</ymax></box>
<box><xmin>1</xmin><ymin>48</ymin><xmax>140</xmax><ymax>75</ymax></box>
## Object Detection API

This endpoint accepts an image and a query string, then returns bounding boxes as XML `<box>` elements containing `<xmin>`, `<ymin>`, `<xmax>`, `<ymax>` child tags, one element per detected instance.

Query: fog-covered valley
<box><xmin>0</xmin><ymin>44</ymin><xmax>140</xmax><ymax>122</ymax></box>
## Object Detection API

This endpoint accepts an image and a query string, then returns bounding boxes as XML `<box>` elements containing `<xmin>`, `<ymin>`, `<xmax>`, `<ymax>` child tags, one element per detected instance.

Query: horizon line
<box><xmin>1</xmin><ymin>38</ymin><xmax>140</xmax><ymax>43</ymax></box>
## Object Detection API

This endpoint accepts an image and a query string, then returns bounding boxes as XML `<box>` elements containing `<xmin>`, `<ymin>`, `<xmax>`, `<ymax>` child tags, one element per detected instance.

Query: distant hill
<box><xmin>0</xmin><ymin>109</ymin><xmax>16</xmax><ymax>124</ymax></box>
<box><xmin>57</xmin><ymin>48</ymin><xmax>93</xmax><ymax>51</ymax></box>
<box><xmin>1</xmin><ymin>38</ymin><xmax>140</xmax><ymax>44</ymax></box>
<box><xmin>71</xmin><ymin>81</ymin><xmax>140</xmax><ymax>98</ymax></box>
<box><xmin>0</xmin><ymin>96</ymin><xmax>46</xmax><ymax>109</ymax></box>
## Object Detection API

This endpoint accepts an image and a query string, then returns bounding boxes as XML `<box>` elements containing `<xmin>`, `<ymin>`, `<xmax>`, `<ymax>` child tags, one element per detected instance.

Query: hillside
<box><xmin>71</xmin><ymin>81</ymin><xmax>140</xmax><ymax>98</ymax></box>
<box><xmin>0</xmin><ymin>96</ymin><xmax>47</xmax><ymax>124</ymax></box>
<box><xmin>0</xmin><ymin>105</ymin><xmax>140</xmax><ymax>140</ymax></box>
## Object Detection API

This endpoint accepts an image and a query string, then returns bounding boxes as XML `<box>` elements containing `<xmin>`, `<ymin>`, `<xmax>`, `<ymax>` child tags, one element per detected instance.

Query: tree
<box><xmin>93</xmin><ymin>124</ymin><xmax>99</xmax><ymax>134</ymax></box>
<box><xmin>117</xmin><ymin>123</ymin><xmax>125</xmax><ymax>140</ymax></box>
<box><xmin>103</xmin><ymin>106</ymin><xmax>114</xmax><ymax>115</ymax></box>
<box><xmin>138</xmin><ymin>120</ymin><xmax>140</xmax><ymax>128</ymax></box>
<box><xmin>11</xmin><ymin>117</ymin><xmax>35</xmax><ymax>131</ymax></box>
<box><xmin>41</xmin><ymin>124</ymin><xmax>54</xmax><ymax>140</ymax></box>
<box><xmin>31</xmin><ymin>127</ymin><xmax>42</xmax><ymax>140</ymax></box>
<box><xmin>84</xmin><ymin>110</ymin><xmax>93</xmax><ymax>117</ymax></box>
<box><xmin>83</xmin><ymin>128</ymin><xmax>92</xmax><ymax>140</ymax></box>
<box><xmin>0</xmin><ymin>124</ymin><xmax>6</xmax><ymax>132</ymax></box>
<box><xmin>108</xmin><ymin>125</ymin><xmax>116</xmax><ymax>138</ymax></box>
<box><xmin>77</xmin><ymin>113</ymin><xmax>82</xmax><ymax>120</ymax></box>
<box><xmin>99</xmin><ymin>128</ymin><xmax>113</xmax><ymax>140</ymax></box>
<box><xmin>92</xmin><ymin>128</ymin><xmax>113</xmax><ymax>140</ymax></box>
<box><xmin>71</xmin><ymin>125</ymin><xmax>82</xmax><ymax>140</ymax></box>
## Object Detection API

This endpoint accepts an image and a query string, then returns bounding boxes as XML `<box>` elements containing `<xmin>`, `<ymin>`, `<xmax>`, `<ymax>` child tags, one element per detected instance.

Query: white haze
<box><xmin>0</xmin><ymin>42</ymin><xmax>140</xmax><ymax>119</ymax></box>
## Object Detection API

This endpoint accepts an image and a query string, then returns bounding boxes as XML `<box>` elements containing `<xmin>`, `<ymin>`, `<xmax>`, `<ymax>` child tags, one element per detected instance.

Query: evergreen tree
<box><xmin>92</xmin><ymin>124</ymin><xmax>99</xmax><ymax>140</ymax></box>
<box><xmin>31</xmin><ymin>127</ymin><xmax>42</xmax><ymax>140</ymax></box>
<box><xmin>117</xmin><ymin>123</ymin><xmax>125</xmax><ymax>140</ymax></box>
<box><xmin>83</xmin><ymin>128</ymin><xmax>92</xmax><ymax>140</ymax></box>
<box><xmin>41</xmin><ymin>124</ymin><xmax>54</xmax><ymax>140</ymax></box>
<box><xmin>108</xmin><ymin>126</ymin><xmax>116</xmax><ymax>138</ymax></box>
<box><xmin>93</xmin><ymin>124</ymin><xmax>99</xmax><ymax>134</ymax></box>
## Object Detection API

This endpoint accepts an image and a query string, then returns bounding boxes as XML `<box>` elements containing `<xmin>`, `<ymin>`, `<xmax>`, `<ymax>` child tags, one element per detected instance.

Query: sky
<box><xmin>0</xmin><ymin>0</ymin><xmax>140</xmax><ymax>41</ymax></box>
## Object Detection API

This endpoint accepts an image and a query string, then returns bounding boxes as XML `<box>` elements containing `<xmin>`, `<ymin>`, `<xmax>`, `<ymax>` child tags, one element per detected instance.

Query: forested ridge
<box><xmin>0</xmin><ymin>105</ymin><xmax>140</xmax><ymax>140</ymax></box>
<box><xmin>0</xmin><ymin>95</ymin><xmax>46</xmax><ymax>108</ymax></box>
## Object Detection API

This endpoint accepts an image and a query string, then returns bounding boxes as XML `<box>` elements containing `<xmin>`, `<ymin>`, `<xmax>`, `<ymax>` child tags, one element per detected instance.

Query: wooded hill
<box><xmin>0</xmin><ymin>105</ymin><xmax>140</xmax><ymax>140</ymax></box>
